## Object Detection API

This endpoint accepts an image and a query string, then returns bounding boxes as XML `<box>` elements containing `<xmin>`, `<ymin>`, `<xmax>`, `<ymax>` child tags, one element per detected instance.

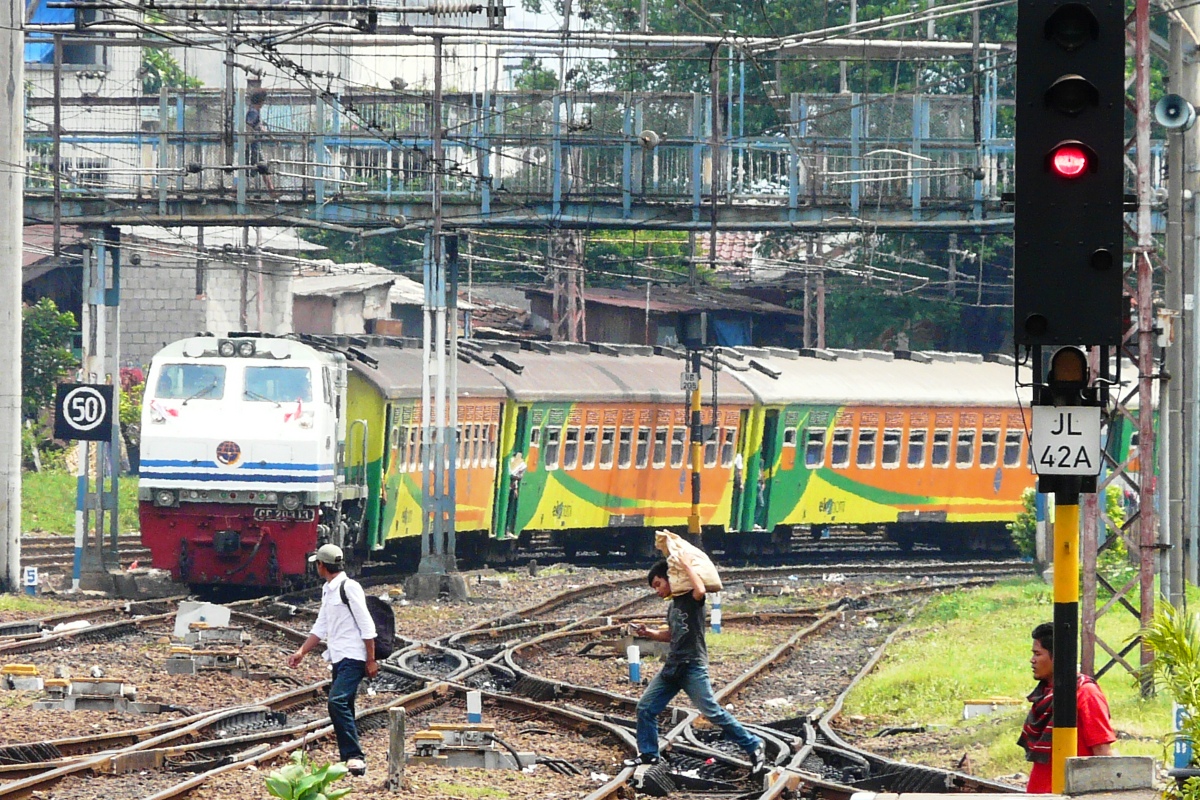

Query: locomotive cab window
<box><xmin>882</xmin><ymin>429</ymin><xmax>902</xmax><ymax>468</ymax></box>
<box><xmin>245</xmin><ymin>366</ymin><xmax>312</xmax><ymax>403</ymax></box>
<box><xmin>155</xmin><ymin>364</ymin><xmax>226</xmax><ymax>401</ymax></box>
<box><xmin>956</xmin><ymin>429</ymin><xmax>976</xmax><ymax>467</ymax></box>
<box><xmin>907</xmin><ymin>429</ymin><xmax>927</xmax><ymax>467</ymax></box>
<box><xmin>1004</xmin><ymin>430</ymin><xmax>1024</xmax><ymax>467</ymax></box>
<box><xmin>831</xmin><ymin>428</ymin><xmax>851</xmax><ymax>468</ymax></box>
<box><xmin>653</xmin><ymin>428</ymin><xmax>668</xmax><ymax>468</ymax></box>
<box><xmin>804</xmin><ymin>429</ymin><xmax>826</xmax><ymax>467</ymax></box>
<box><xmin>980</xmin><ymin>429</ymin><xmax>999</xmax><ymax>467</ymax></box>
<box><xmin>856</xmin><ymin>429</ymin><xmax>877</xmax><ymax>468</ymax></box>
<box><xmin>544</xmin><ymin>428</ymin><xmax>562</xmax><ymax>470</ymax></box>
<box><xmin>530</xmin><ymin>428</ymin><xmax>541</xmax><ymax>447</ymax></box>
<box><xmin>670</xmin><ymin>427</ymin><xmax>686</xmax><ymax>468</ymax></box>
<box><xmin>582</xmin><ymin>426</ymin><xmax>598</xmax><ymax>469</ymax></box>
<box><xmin>600</xmin><ymin>427</ymin><xmax>616</xmax><ymax>468</ymax></box>
<box><xmin>932</xmin><ymin>429</ymin><xmax>952</xmax><ymax>467</ymax></box>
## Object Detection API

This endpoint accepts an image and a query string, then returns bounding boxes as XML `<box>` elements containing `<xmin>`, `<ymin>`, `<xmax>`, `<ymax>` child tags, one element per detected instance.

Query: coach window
<box><xmin>391</xmin><ymin>424</ymin><xmax>401</xmax><ymax>450</ymax></box>
<box><xmin>488</xmin><ymin>425</ymin><xmax>498</xmax><ymax>466</ymax></box>
<box><xmin>956</xmin><ymin>429</ymin><xmax>976</xmax><ymax>467</ymax></box>
<box><xmin>653</xmin><ymin>428</ymin><xmax>668</xmax><ymax>468</ymax></box>
<box><xmin>783</xmin><ymin>427</ymin><xmax>797</xmax><ymax>447</ymax></box>
<box><xmin>702</xmin><ymin>429</ymin><xmax>717</xmax><ymax>467</ymax></box>
<box><xmin>932</xmin><ymin>429</ymin><xmax>951</xmax><ymax>467</ymax></box>
<box><xmin>408</xmin><ymin>428</ymin><xmax>418</xmax><ymax>471</ymax></box>
<box><xmin>582</xmin><ymin>427</ymin><xmax>598</xmax><ymax>468</ymax></box>
<box><xmin>455</xmin><ymin>426</ymin><xmax>464</xmax><ymax>468</ymax></box>
<box><xmin>618</xmin><ymin>427</ymin><xmax>633</xmax><ymax>468</ymax></box>
<box><xmin>831</xmin><ymin>428</ymin><xmax>852</xmax><ymax>468</ymax></box>
<box><xmin>1004</xmin><ymin>430</ymin><xmax>1024</xmax><ymax>467</ymax></box>
<box><xmin>856</xmin><ymin>429</ymin><xmax>877</xmax><ymax>467</ymax></box>
<box><xmin>600</xmin><ymin>427</ymin><xmax>616</xmax><ymax>468</ymax></box>
<box><xmin>980</xmin><ymin>430</ymin><xmax>999</xmax><ymax>468</ymax></box>
<box><xmin>396</xmin><ymin>427</ymin><xmax>407</xmax><ymax>471</ymax></box>
<box><xmin>805</xmin><ymin>429</ymin><xmax>826</xmax><ymax>467</ymax></box>
<box><xmin>563</xmin><ymin>427</ymin><xmax>580</xmax><ymax>469</ymax></box>
<box><xmin>636</xmin><ymin>427</ymin><xmax>651</xmax><ymax>469</ymax></box>
<box><xmin>530</xmin><ymin>427</ymin><xmax>541</xmax><ymax>447</ymax></box>
<box><xmin>544</xmin><ymin>428</ymin><xmax>562</xmax><ymax>470</ymax></box>
<box><xmin>721</xmin><ymin>428</ymin><xmax>736</xmax><ymax>467</ymax></box>
<box><xmin>907</xmin><ymin>429</ymin><xmax>927</xmax><ymax>467</ymax></box>
<box><xmin>882</xmin><ymin>429</ymin><xmax>902</xmax><ymax>468</ymax></box>
<box><xmin>670</xmin><ymin>427</ymin><xmax>686</xmax><ymax>468</ymax></box>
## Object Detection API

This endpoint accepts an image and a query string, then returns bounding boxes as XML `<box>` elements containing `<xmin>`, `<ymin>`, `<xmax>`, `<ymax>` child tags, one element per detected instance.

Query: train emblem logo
<box><xmin>53</xmin><ymin>383</ymin><xmax>115</xmax><ymax>442</ymax></box>
<box><xmin>215</xmin><ymin>441</ymin><xmax>242</xmax><ymax>466</ymax></box>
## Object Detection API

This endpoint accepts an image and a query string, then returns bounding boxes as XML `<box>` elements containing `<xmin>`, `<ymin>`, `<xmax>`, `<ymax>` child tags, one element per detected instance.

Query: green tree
<box><xmin>140</xmin><ymin>48</ymin><xmax>203</xmax><ymax>95</ymax></box>
<box><xmin>22</xmin><ymin>298</ymin><xmax>78</xmax><ymax>420</ymax></box>
<box><xmin>510</xmin><ymin>57</ymin><xmax>560</xmax><ymax>91</ymax></box>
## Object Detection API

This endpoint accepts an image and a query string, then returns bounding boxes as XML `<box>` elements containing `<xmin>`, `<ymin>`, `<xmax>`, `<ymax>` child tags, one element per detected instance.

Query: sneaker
<box><xmin>749</xmin><ymin>743</ymin><xmax>767</xmax><ymax>774</ymax></box>
<box><xmin>346</xmin><ymin>758</ymin><xmax>366</xmax><ymax>776</ymax></box>
<box><xmin>623</xmin><ymin>753</ymin><xmax>660</xmax><ymax>767</ymax></box>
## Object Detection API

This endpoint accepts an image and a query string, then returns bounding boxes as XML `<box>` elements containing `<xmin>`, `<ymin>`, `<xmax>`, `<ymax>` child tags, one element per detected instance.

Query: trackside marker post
<box><xmin>466</xmin><ymin>690</ymin><xmax>482</xmax><ymax>723</ymax></box>
<box><xmin>628</xmin><ymin>645</ymin><xmax>641</xmax><ymax>683</ymax></box>
<box><xmin>711</xmin><ymin>592</ymin><xmax>722</xmax><ymax>633</ymax></box>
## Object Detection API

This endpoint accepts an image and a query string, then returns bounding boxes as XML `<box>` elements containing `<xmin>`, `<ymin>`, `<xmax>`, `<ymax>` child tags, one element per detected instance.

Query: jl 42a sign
<box><xmin>1031</xmin><ymin>405</ymin><xmax>1102</xmax><ymax>476</ymax></box>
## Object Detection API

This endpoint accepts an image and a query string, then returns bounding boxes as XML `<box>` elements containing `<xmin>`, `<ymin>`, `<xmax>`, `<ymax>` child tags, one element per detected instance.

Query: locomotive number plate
<box><xmin>254</xmin><ymin>507</ymin><xmax>316</xmax><ymax>522</ymax></box>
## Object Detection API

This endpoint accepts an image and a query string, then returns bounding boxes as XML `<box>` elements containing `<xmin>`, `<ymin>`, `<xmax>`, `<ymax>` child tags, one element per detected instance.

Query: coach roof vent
<box><xmin>893</xmin><ymin>350</ymin><xmax>933</xmax><ymax>364</ymax></box>
<box><xmin>829</xmin><ymin>349</ymin><xmax>862</xmax><ymax>360</ymax></box>
<box><xmin>765</xmin><ymin>347</ymin><xmax>800</xmax><ymax>360</ymax></box>
<box><xmin>748</xmin><ymin>359</ymin><xmax>782</xmax><ymax>379</ymax></box>
<box><xmin>491</xmin><ymin>353</ymin><xmax>525</xmax><ymax>374</ymax></box>
<box><xmin>653</xmin><ymin>345</ymin><xmax>688</xmax><ymax>360</ymax></box>
<box><xmin>547</xmin><ymin>342</ymin><xmax>592</xmax><ymax>355</ymax></box>
<box><xmin>928</xmin><ymin>351</ymin><xmax>983</xmax><ymax>363</ymax></box>
<box><xmin>799</xmin><ymin>348</ymin><xmax>838</xmax><ymax>361</ymax></box>
<box><xmin>736</xmin><ymin>346</ymin><xmax>770</xmax><ymax>359</ymax></box>
<box><xmin>594</xmin><ymin>343</ymin><xmax>654</xmax><ymax>357</ymax></box>
<box><xmin>859</xmin><ymin>349</ymin><xmax>894</xmax><ymax>361</ymax></box>
<box><xmin>985</xmin><ymin>352</ymin><xmax>1016</xmax><ymax>366</ymax></box>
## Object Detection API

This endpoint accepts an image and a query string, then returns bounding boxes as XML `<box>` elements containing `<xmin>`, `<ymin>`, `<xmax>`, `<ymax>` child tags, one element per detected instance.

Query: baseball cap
<box><xmin>308</xmin><ymin>544</ymin><xmax>344</xmax><ymax>566</ymax></box>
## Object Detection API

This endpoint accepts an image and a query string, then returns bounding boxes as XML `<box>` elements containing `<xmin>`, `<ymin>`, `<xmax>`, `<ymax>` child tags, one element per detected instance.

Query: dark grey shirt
<box><xmin>665</xmin><ymin>593</ymin><xmax>708</xmax><ymax>666</ymax></box>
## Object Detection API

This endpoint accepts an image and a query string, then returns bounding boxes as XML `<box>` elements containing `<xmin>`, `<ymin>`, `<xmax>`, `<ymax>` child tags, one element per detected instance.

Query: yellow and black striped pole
<box><xmin>688</xmin><ymin>349</ymin><xmax>702</xmax><ymax>536</ymax></box>
<box><xmin>1051</xmin><ymin>490</ymin><xmax>1079</xmax><ymax>793</ymax></box>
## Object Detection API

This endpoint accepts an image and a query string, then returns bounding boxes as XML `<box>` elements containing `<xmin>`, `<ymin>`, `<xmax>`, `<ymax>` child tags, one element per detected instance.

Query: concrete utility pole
<box><xmin>1178</xmin><ymin>3</ymin><xmax>1200</xmax><ymax>589</ymax></box>
<box><xmin>0</xmin><ymin>0</ymin><xmax>23</xmax><ymax>592</ymax></box>
<box><xmin>1164</xmin><ymin>17</ymin><xmax>1185</xmax><ymax>608</ymax></box>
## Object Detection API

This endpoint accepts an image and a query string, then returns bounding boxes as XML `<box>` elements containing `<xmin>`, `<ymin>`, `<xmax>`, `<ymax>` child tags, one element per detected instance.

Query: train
<box><xmin>138</xmin><ymin>334</ymin><xmax>1039</xmax><ymax>589</ymax></box>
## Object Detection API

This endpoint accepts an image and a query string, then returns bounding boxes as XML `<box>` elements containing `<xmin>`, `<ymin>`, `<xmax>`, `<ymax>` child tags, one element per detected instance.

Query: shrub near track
<box><xmin>841</xmin><ymin>578</ymin><xmax>1174</xmax><ymax>782</ymax></box>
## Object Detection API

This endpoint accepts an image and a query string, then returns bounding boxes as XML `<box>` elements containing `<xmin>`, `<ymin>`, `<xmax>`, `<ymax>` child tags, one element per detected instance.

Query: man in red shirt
<box><xmin>1018</xmin><ymin>622</ymin><xmax>1116</xmax><ymax>792</ymax></box>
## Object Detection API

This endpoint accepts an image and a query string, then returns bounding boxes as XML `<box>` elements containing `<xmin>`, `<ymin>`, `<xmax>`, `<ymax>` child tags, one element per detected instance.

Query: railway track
<box><xmin>0</xmin><ymin>559</ymin><xmax>1027</xmax><ymax>800</ymax></box>
<box><xmin>19</xmin><ymin>534</ymin><xmax>151</xmax><ymax>570</ymax></box>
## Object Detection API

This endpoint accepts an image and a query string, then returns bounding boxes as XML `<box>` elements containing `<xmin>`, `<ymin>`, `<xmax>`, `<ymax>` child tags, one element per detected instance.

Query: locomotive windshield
<box><xmin>155</xmin><ymin>364</ymin><xmax>226</xmax><ymax>400</ymax></box>
<box><xmin>244</xmin><ymin>366</ymin><xmax>312</xmax><ymax>403</ymax></box>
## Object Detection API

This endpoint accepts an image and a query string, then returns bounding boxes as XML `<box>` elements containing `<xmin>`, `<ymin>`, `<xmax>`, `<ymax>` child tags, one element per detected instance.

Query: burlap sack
<box><xmin>654</xmin><ymin>529</ymin><xmax>723</xmax><ymax>594</ymax></box>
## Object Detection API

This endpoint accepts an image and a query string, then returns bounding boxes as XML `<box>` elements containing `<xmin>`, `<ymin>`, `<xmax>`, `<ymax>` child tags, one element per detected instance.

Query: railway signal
<box><xmin>1013</xmin><ymin>0</ymin><xmax>1125</xmax><ymax>347</ymax></box>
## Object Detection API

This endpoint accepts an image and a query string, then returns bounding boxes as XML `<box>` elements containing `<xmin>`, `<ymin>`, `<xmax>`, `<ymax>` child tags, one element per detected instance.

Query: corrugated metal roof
<box><xmin>725</xmin><ymin>348</ymin><xmax>1033</xmax><ymax>406</ymax></box>
<box><xmin>469</xmin><ymin>343</ymin><xmax>756</xmax><ymax>404</ymax></box>
<box><xmin>525</xmin><ymin>285</ymin><xmax>802</xmax><ymax>316</ymax></box>
<box><xmin>349</xmin><ymin>344</ymin><xmax>507</xmax><ymax>400</ymax></box>
<box><xmin>293</xmin><ymin>273</ymin><xmax>396</xmax><ymax>297</ymax></box>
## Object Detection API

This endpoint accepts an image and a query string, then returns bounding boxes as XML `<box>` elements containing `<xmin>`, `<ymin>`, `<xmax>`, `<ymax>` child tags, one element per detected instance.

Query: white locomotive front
<box><xmin>138</xmin><ymin>336</ymin><xmax>347</xmax><ymax>587</ymax></box>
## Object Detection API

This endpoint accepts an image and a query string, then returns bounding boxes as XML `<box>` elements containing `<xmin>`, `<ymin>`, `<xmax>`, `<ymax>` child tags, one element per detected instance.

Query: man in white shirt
<box><xmin>287</xmin><ymin>544</ymin><xmax>378</xmax><ymax>775</ymax></box>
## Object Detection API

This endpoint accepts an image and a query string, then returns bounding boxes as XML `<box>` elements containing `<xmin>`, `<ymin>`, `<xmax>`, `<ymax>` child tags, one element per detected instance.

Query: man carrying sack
<box><xmin>628</xmin><ymin>532</ymin><xmax>766</xmax><ymax>774</ymax></box>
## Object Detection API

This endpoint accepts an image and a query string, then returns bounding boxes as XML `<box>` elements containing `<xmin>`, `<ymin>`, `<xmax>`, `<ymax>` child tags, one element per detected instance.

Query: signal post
<box><xmin>1014</xmin><ymin>0</ymin><xmax>1125</xmax><ymax>791</ymax></box>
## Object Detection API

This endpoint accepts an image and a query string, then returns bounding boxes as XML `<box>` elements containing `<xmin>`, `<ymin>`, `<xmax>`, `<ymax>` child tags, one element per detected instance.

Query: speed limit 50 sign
<box><xmin>54</xmin><ymin>383</ymin><xmax>115</xmax><ymax>441</ymax></box>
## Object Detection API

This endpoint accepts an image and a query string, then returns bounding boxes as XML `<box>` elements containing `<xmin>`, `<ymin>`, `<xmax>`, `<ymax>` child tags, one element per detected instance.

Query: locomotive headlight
<box><xmin>265</xmin><ymin>492</ymin><xmax>278</xmax><ymax>503</ymax></box>
<box><xmin>236</xmin><ymin>340</ymin><xmax>256</xmax><ymax>358</ymax></box>
<box><xmin>218</xmin><ymin>340</ymin><xmax>237</xmax><ymax>357</ymax></box>
<box><xmin>281</xmin><ymin>493</ymin><xmax>302</xmax><ymax>511</ymax></box>
<box><xmin>153</xmin><ymin>489</ymin><xmax>177</xmax><ymax>508</ymax></box>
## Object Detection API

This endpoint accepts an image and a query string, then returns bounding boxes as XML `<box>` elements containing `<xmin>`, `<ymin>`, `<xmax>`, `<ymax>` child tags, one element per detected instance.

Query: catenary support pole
<box><xmin>688</xmin><ymin>349</ymin><xmax>702</xmax><ymax>536</ymax></box>
<box><xmin>0</xmin><ymin>0</ymin><xmax>23</xmax><ymax>592</ymax></box>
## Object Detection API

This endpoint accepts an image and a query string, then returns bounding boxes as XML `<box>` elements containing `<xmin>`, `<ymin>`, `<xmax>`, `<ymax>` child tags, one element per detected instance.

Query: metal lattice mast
<box><xmin>1080</xmin><ymin>0</ymin><xmax>1158</xmax><ymax>691</ymax></box>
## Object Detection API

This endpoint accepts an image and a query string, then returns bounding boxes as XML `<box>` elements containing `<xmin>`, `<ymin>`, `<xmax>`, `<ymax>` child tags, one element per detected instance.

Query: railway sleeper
<box><xmin>0</xmin><ymin>742</ymin><xmax>62</xmax><ymax>765</ymax></box>
<box><xmin>205</xmin><ymin>710</ymin><xmax>289</xmax><ymax>739</ymax></box>
<box><xmin>631</xmin><ymin>762</ymin><xmax>676</xmax><ymax>797</ymax></box>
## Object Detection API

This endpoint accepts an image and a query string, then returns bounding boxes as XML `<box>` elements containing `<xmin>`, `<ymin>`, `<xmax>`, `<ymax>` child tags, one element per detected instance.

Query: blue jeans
<box><xmin>636</xmin><ymin>660</ymin><xmax>761</xmax><ymax>758</ymax></box>
<box><xmin>329</xmin><ymin>658</ymin><xmax>366</xmax><ymax>761</ymax></box>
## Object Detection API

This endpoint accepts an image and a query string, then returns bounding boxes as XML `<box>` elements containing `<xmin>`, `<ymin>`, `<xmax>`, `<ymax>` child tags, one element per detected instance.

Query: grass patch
<box><xmin>22</xmin><ymin>470</ymin><xmax>139</xmax><ymax>535</ymax></box>
<box><xmin>707</xmin><ymin>628</ymin><xmax>777</xmax><ymax>656</ymax></box>
<box><xmin>842</xmin><ymin>577</ymin><xmax>1173</xmax><ymax>780</ymax></box>
<box><xmin>431</xmin><ymin>782</ymin><xmax>510</xmax><ymax>799</ymax></box>
<box><xmin>0</xmin><ymin>594</ymin><xmax>72</xmax><ymax>615</ymax></box>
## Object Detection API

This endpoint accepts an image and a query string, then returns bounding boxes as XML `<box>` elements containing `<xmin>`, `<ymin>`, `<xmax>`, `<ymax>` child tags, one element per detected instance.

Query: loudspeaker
<box><xmin>1155</xmin><ymin>94</ymin><xmax>1197</xmax><ymax>131</ymax></box>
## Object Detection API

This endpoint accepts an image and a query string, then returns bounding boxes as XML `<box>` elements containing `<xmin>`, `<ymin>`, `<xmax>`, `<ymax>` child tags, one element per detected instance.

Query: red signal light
<box><xmin>1050</xmin><ymin>143</ymin><xmax>1090</xmax><ymax>178</ymax></box>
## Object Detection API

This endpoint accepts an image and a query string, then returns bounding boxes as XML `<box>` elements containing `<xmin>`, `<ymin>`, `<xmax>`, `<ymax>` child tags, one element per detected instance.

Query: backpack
<box><xmin>339</xmin><ymin>580</ymin><xmax>397</xmax><ymax>660</ymax></box>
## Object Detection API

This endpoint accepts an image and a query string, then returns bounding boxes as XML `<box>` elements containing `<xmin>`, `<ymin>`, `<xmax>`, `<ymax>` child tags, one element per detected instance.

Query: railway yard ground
<box><xmin>0</xmin><ymin>558</ymin><xmax>1176</xmax><ymax>800</ymax></box>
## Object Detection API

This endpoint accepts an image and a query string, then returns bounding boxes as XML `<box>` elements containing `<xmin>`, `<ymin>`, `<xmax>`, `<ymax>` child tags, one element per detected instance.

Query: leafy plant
<box><xmin>1007</xmin><ymin>487</ymin><xmax>1036</xmax><ymax>559</ymax></box>
<box><xmin>22</xmin><ymin>298</ymin><xmax>78</xmax><ymax>421</ymax></box>
<box><xmin>140</xmin><ymin>48</ymin><xmax>203</xmax><ymax>95</ymax></box>
<box><xmin>1139</xmin><ymin>604</ymin><xmax>1200</xmax><ymax>786</ymax></box>
<box><xmin>265</xmin><ymin>751</ymin><xmax>352</xmax><ymax>800</ymax></box>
